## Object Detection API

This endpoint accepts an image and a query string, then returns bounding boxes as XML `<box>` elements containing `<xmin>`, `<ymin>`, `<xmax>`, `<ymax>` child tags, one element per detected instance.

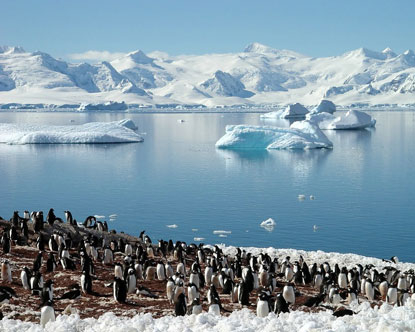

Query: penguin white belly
<box><xmin>379</xmin><ymin>281</ymin><xmax>389</xmax><ymax>298</ymax></box>
<box><xmin>208</xmin><ymin>304</ymin><xmax>220</xmax><ymax>315</ymax></box>
<box><xmin>205</xmin><ymin>268</ymin><xmax>213</xmax><ymax>285</ymax></box>
<box><xmin>283</xmin><ymin>286</ymin><xmax>295</xmax><ymax>305</ymax></box>
<box><xmin>156</xmin><ymin>264</ymin><xmax>166</xmax><ymax>280</ymax></box>
<box><xmin>40</xmin><ymin>306</ymin><xmax>55</xmax><ymax>327</ymax></box>
<box><xmin>387</xmin><ymin>288</ymin><xmax>397</xmax><ymax>305</ymax></box>
<box><xmin>166</xmin><ymin>282</ymin><xmax>175</xmax><ymax>303</ymax></box>
<box><xmin>127</xmin><ymin>275</ymin><xmax>136</xmax><ymax>294</ymax></box>
<box><xmin>189</xmin><ymin>274</ymin><xmax>199</xmax><ymax>289</ymax></box>
<box><xmin>365</xmin><ymin>283</ymin><xmax>374</xmax><ymax>301</ymax></box>
<box><xmin>114</xmin><ymin>266</ymin><xmax>123</xmax><ymax>279</ymax></box>
<box><xmin>256</xmin><ymin>300</ymin><xmax>269</xmax><ymax>317</ymax></box>
<box><xmin>338</xmin><ymin>274</ymin><xmax>347</xmax><ymax>289</ymax></box>
<box><xmin>21</xmin><ymin>271</ymin><xmax>30</xmax><ymax>290</ymax></box>
<box><xmin>146</xmin><ymin>266</ymin><xmax>156</xmax><ymax>280</ymax></box>
<box><xmin>192</xmin><ymin>304</ymin><xmax>203</xmax><ymax>315</ymax></box>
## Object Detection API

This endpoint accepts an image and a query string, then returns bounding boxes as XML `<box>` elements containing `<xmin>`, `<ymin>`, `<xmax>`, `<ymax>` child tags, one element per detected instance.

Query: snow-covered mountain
<box><xmin>1</xmin><ymin>43</ymin><xmax>415</xmax><ymax>109</ymax></box>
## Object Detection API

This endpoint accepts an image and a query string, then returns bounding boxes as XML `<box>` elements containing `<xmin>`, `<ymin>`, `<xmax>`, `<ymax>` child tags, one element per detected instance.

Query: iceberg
<box><xmin>0</xmin><ymin>119</ymin><xmax>143</xmax><ymax>144</ymax></box>
<box><xmin>260</xmin><ymin>103</ymin><xmax>309</xmax><ymax>119</ymax></box>
<box><xmin>215</xmin><ymin>121</ymin><xmax>333</xmax><ymax>150</ymax></box>
<box><xmin>310</xmin><ymin>100</ymin><xmax>336</xmax><ymax>114</ymax></box>
<box><xmin>307</xmin><ymin>110</ymin><xmax>376</xmax><ymax>130</ymax></box>
<box><xmin>260</xmin><ymin>218</ymin><xmax>276</xmax><ymax>231</ymax></box>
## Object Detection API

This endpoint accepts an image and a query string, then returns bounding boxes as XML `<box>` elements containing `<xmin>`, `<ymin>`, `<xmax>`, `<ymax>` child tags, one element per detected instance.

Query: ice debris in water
<box><xmin>166</xmin><ymin>224</ymin><xmax>178</xmax><ymax>228</ymax></box>
<box><xmin>192</xmin><ymin>228</ymin><xmax>198</xmax><ymax>232</ymax></box>
<box><xmin>94</xmin><ymin>215</ymin><xmax>105</xmax><ymax>219</ymax></box>
<box><xmin>194</xmin><ymin>237</ymin><xmax>205</xmax><ymax>241</ymax></box>
<box><xmin>213</xmin><ymin>230</ymin><xmax>232</xmax><ymax>234</ymax></box>
<box><xmin>108</xmin><ymin>214</ymin><xmax>117</xmax><ymax>218</ymax></box>
<box><xmin>310</xmin><ymin>195</ymin><xmax>315</xmax><ymax>200</ymax></box>
<box><xmin>218</xmin><ymin>234</ymin><xmax>228</xmax><ymax>238</ymax></box>
<box><xmin>298</xmin><ymin>194</ymin><xmax>306</xmax><ymax>201</ymax></box>
<box><xmin>260</xmin><ymin>218</ymin><xmax>276</xmax><ymax>232</ymax></box>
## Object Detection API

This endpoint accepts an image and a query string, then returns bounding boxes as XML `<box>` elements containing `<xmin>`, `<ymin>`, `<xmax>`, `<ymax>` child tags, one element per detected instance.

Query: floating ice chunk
<box><xmin>307</xmin><ymin>110</ymin><xmax>376</xmax><ymax>130</ymax></box>
<box><xmin>194</xmin><ymin>237</ymin><xmax>205</xmax><ymax>241</ymax></box>
<box><xmin>313</xmin><ymin>225</ymin><xmax>318</xmax><ymax>231</ymax></box>
<box><xmin>260</xmin><ymin>218</ymin><xmax>276</xmax><ymax>232</ymax></box>
<box><xmin>108</xmin><ymin>214</ymin><xmax>117</xmax><ymax>218</ymax></box>
<box><xmin>213</xmin><ymin>230</ymin><xmax>232</xmax><ymax>234</ymax></box>
<box><xmin>298</xmin><ymin>194</ymin><xmax>306</xmax><ymax>201</ymax></box>
<box><xmin>310</xmin><ymin>195</ymin><xmax>315</xmax><ymax>200</ymax></box>
<box><xmin>260</xmin><ymin>103</ymin><xmax>309</xmax><ymax>119</ymax></box>
<box><xmin>310</xmin><ymin>100</ymin><xmax>336</xmax><ymax>114</ymax></box>
<box><xmin>192</xmin><ymin>228</ymin><xmax>198</xmax><ymax>232</ymax></box>
<box><xmin>215</xmin><ymin>121</ymin><xmax>332</xmax><ymax>150</ymax></box>
<box><xmin>218</xmin><ymin>234</ymin><xmax>228</xmax><ymax>238</ymax></box>
<box><xmin>166</xmin><ymin>224</ymin><xmax>178</xmax><ymax>228</ymax></box>
<box><xmin>94</xmin><ymin>215</ymin><xmax>105</xmax><ymax>219</ymax></box>
<box><xmin>0</xmin><ymin>120</ymin><xmax>143</xmax><ymax>144</ymax></box>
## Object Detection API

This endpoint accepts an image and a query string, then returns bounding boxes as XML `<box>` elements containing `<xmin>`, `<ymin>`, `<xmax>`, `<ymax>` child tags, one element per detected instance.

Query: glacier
<box><xmin>215</xmin><ymin>121</ymin><xmax>332</xmax><ymax>150</ymax></box>
<box><xmin>307</xmin><ymin>110</ymin><xmax>376</xmax><ymax>130</ymax></box>
<box><xmin>2</xmin><ymin>43</ymin><xmax>415</xmax><ymax>108</ymax></box>
<box><xmin>0</xmin><ymin>119</ymin><xmax>143</xmax><ymax>144</ymax></box>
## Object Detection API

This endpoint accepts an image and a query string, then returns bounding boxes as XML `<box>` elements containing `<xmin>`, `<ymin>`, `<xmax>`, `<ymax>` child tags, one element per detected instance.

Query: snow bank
<box><xmin>3</xmin><ymin>302</ymin><xmax>415</xmax><ymax>332</ymax></box>
<box><xmin>260</xmin><ymin>103</ymin><xmax>309</xmax><ymax>119</ymax></box>
<box><xmin>0</xmin><ymin>119</ymin><xmax>143</xmax><ymax>144</ymax></box>
<box><xmin>215</xmin><ymin>121</ymin><xmax>332</xmax><ymax>150</ymax></box>
<box><xmin>307</xmin><ymin>110</ymin><xmax>376</xmax><ymax>130</ymax></box>
<box><xmin>310</xmin><ymin>100</ymin><xmax>336</xmax><ymax>114</ymax></box>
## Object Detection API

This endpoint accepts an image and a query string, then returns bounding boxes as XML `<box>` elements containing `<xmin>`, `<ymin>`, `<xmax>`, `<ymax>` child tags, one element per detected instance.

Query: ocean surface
<box><xmin>0</xmin><ymin>111</ymin><xmax>414</xmax><ymax>262</ymax></box>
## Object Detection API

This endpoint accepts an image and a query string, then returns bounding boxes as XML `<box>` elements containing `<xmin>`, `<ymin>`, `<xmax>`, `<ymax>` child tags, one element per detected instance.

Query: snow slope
<box><xmin>1</xmin><ymin>43</ymin><xmax>415</xmax><ymax>108</ymax></box>
<box><xmin>0</xmin><ymin>119</ymin><xmax>143</xmax><ymax>144</ymax></box>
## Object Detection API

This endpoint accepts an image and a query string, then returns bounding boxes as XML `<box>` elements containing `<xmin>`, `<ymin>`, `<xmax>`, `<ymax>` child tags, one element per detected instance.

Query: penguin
<box><xmin>135</xmin><ymin>263</ymin><xmax>143</xmax><ymax>280</ymax></box>
<box><xmin>1</xmin><ymin>260</ymin><xmax>12</xmax><ymax>283</ymax></box>
<box><xmin>176</xmin><ymin>260</ymin><xmax>186</xmax><ymax>276</ymax></box>
<box><xmin>9</xmin><ymin>226</ymin><xmax>18</xmax><ymax>244</ymax></box>
<box><xmin>386</xmin><ymin>286</ymin><xmax>398</xmax><ymax>305</ymax></box>
<box><xmin>40</xmin><ymin>280</ymin><xmax>53</xmax><ymax>306</ymax></box>
<box><xmin>113</xmin><ymin>277</ymin><xmax>127</xmax><ymax>303</ymax></box>
<box><xmin>83</xmin><ymin>216</ymin><xmax>96</xmax><ymax>228</ymax></box>
<box><xmin>174</xmin><ymin>280</ymin><xmax>185</xmax><ymax>303</ymax></box>
<box><xmin>31</xmin><ymin>272</ymin><xmax>44</xmax><ymax>295</ymax></box>
<box><xmin>136</xmin><ymin>285</ymin><xmax>158</xmax><ymax>298</ymax></box>
<box><xmin>259</xmin><ymin>267</ymin><xmax>269</xmax><ymax>287</ymax></box>
<box><xmin>61</xmin><ymin>256</ymin><xmax>76</xmax><ymax>270</ymax></box>
<box><xmin>114</xmin><ymin>263</ymin><xmax>123</xmax><ymax>279</ymax></box>
<box><xmin>256</xmin><ymin>293</ymin><xmax>270</xmax><ymax>317</ymax></box>
<box><xmin>48</xmin><ymin>236</ymin><xmax>58</xmax><ymax>252</ymax></box>
<box><xmin>46</xmin><ymin>209</ymin><xmax>56</xmax><ymax>226</ymax></box>
<box><xmin>59</xmin><ymin>285</ymin><xmax>81</xmax><ymax>300</ymax></box>
<box><xmin>398</xmin><ymin>275</ymin><xmax>408</xmax><ymax>291</ymax></box>
<box><xmin>2</xmin><ymin>232</ymin><xmax>11</xmax><ymax>254</ymax></box>
<box><xmin>208</xmin><ymin>297</ymin><xmax>221</xmax><ymax>316</ymax></box>
<box><xmin>125</xmin><ymin>243</ymin><xmax>133</xmax><ymax>256</ymax></box>
<box><xmin>33</xmin><ymin>251</ymin><xmax>43</xmax><ymax>272</ymax></box>
<box><xmin>146</xmin><ymin>266</ymin><xmax>157</xmax><ymax>281</ymax></box>
<box><xmin>21</xmin><ymin>267</ymin><xmax>32</xmax><ymax>290</ymax></box>
<box><xmin>166</xmin><ymin>277</ymin><xmax>175</xmax><ymax>304</ymax></box>
<box><xmin>174</xmin><ymin>293</ymin><xmax>187</xmax><ymax>316</ymax></box>
<box><xmin>313</xmin><ymin>272</ymin><xmax>323</xmax><ymax>290</ymax></box>
<box><xmin>398</xmin><ymin>290</ymin><xmax>410</xmax><ymax>306</ymax></box>
<box><xmin>303</xmin><ymin>293</ymin><xmax>326</xmax><ymax>307</ymax></box>
<box><xmin>64</xmin><ymin>210</ymin><xmax>73</xmax><ymax>225</ymax></box>
<box><xmin>40</xmin><ymin>301</ymin><xmax>55</xmax><ymax>328</ymax></box>
<box><xmin>36</xmin><ymin>234</ymin><xmax>45</xmax><ymax>251</ymax></box>
<box><xmin>189</xmin><ymin>298</ymin><xmax>203</xmax><ymax>315</ymax></box>
<box><xmin>156</xmin><ymin>262</ymin><xmax>166</xmax><ymax>281</ymax></box>
<box><xmin>282</xmin><ymin>284</ymin><xmax>295</xmax><ymax>305</ymax></box>
<box><xmin>187</xmin><ymin>283</ymin><xmax>199</xmax><ymax>304</ymax></box>
<box><xmin>338</xmin><ymin>267</ymin><xmax>348</xmax><ymax>289</ymax></box>
<box><xmin>165</xmin><ymin>262</ymin><xmax>174</xmax><ymax>279</ymax></box>
<box><xmin>21</xmin><ymin>218</ymin><xmax>29</xmax><ymax>239</ymax></box>
<box><xmin>81</xmin><ymin>271</ymin><xmax>93</xmax><ymax>294</ymax></box>
<box><xmin>205</xmin><ymin>263</ymin><xmax>213</xmax><ymax>286</ymax></box>
<box><xmin>332</xmin><ymin>308</ymin><xmax>355</xmax><ymax>317</ymax></box>
<box><xmin>126</xmin><ymin>268</ymin><xmax>137</xmax><ymax>294</ymax></box>
<box><xmin>365</xmin><ymin>279</ymin><xmax>375</xmax><ymax>301</ymax></box>
<box><xmin>103</xmin><ymin>247</ymin><xmax>114</xmax><ymax>265</ymax></box>
<box><xmin>379</xmin><ymin>279</ymin><xmax>389</xmax><ymax>299</ymax></box>
<box><xmin>238</xmin><ymin>281</ymin><xmax>250</xmax><ymax>306</ymax></box>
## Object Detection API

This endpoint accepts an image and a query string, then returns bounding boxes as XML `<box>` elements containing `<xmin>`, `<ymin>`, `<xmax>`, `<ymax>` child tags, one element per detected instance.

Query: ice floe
<box><xmin>194</xmin><ymin>237</ymin><xmax>205</xmax><ymax>241</ymax></box>
<box><xmin>0</xmin><ymin>120</ymin><xmax>143</xmax><ymax>144</ymax></box>
<box><xmin>166</xmin><ymin>224</ymin><xmax>178</xmax><ymax>228</ymax></box>
<box><xmin>307</xmin><ymin>110</ymin><xmax>376</xmax><ymax>130</ymax></box>
<box><xmin>260</xmin><ymin>218</ymin><xmax>276</xmax><ymax>232</ymax></box>
<box><xmin>215</xmin><ymin>121</ymin><xmax>332</xmax><ymax>150</ymax></box>
<box><xmin>213</xmin><ymin>230</ymin><xmax>232</xmax><ymax>235</ymax></box>
<box><xmin>260</xmin><ymin>103</ymin><xmax>309</xmax><ymax>119</ymax></box>
<box><xmin>94</xmin><ymin>215</ymin><xmax>105</xmax><ymax>219</ymax></box>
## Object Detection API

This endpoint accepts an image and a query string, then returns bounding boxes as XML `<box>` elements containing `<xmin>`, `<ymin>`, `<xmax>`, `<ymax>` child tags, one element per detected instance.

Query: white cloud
<box><xmin>68</xmin><ymin>50</ymin><xmax>126</xmax><ymax>62</ymax></box>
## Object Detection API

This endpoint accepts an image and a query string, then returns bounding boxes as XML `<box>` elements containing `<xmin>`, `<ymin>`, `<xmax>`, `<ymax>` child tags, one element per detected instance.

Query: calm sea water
<box><xmin>0</xmin><ymin>111</ymin><xmax>414</xmax><ymax>261</ymax></box>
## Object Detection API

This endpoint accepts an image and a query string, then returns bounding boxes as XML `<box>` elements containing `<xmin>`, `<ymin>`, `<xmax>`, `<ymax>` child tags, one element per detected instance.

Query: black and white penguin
<box><xmin>41</xmin><ymin>280</ymin><xmax>53</xmax><ymax>306</ymax></box>
<box><xmin>274</xmin><ymin>293</ymin><xmax>290</xmax><ymax>315</ymax></box>
<box><xmin>282</xmin><ymin>284</ymin><xmax>295</xmax><ymax>305</ymax></box>
<box><xmin>365</xmin><ymin>279</ymin><xmax>375</xmax><ymax>301</ymax></box>
<box><xmin>238</xmin><ymin>281</ymin><xmax>250</xmax><ymax>306</ymax></box>
<box><xmin>46</xmin><ymin>253</ymin><xmax>57</xmax><ymax>273</ymax></box>
<box><xmin>9</xmin><ymin>226</ymin><xmax>18</xmax><ymax>244</ymax></box>
<box><xmin>166</xmin><ymin>277</ymin><xmax>175</xmax><ymax>304</ymax></box>
<box><xmin>48</xmin><ymin>236</ymin><xmax>58</xmax><ymax>252</ymax></box>
<box><xmin>31</xmin><ymin>271</ymin><xmax>44</xmax><ymax>295</ymax></box>
<box><xmin>114</xmin><ymin>262</ymin><xmax>123</xmax><ymax>280</ymax></box>
<box><xmin>126</xmin><ymin>268</ymin><xmax>137</xmax><ymax>294</ymax></box>
<box><xmin>256</xmin><ymin>293</ymin><xmax>270</xmax><ymax>317</ymax></box>
<box><xmin>33</xmin><ymin>252</ymin><xmax>43</xmax><ymax>272</ymax></box>
<box><xmin>386</xmin><ymin>286</ymin><xmax>398</xmax><ymax>305</ymax></box>
<box><xmin>156</xmin><ymin>261</ymin><xmax>166</xmax><ymax>281</ymax></box>
<box><xmin>189</xmin><ymin>298</ymin><xmax>203</xmax><ymax>315</ymax></box>
<box><xmin>21</xmin><ymin>267</ymin><xmax>32</xmax><ymax>290</ymax></box>
<box><xmin>59</xmin><ymin>285</ymin><xmax>81</xmax><ymax>300</ymax></box>
<box><xmin>83</xmin><ymin>216</ymin><xmax>96</xmax><ymax>228</ymax></box>
<box><xmin>81</xmin><ymin>271</ymin><xmax>93</xmax><ymax>294</ymax></box>
<box><xmin>174</xmin><ymin>292</ymin><xmax>187</xmax><ymax>316</ymax></box>
<box><xmin>46</xmin><ymin>209</ymin><xmax>56</xmax><ymax>226</ymax></box>
<box><xmin>113</xmin><ymin>277</ymin><xmax>127</xmax><ymax>303</ymax></box>
<box><xmin>64</xmin><ymin>210</ymin><xmax>73</xmax><ymax>225</ymax></box>
<box><xmin>40</xmin><ymin>300</ymin><xmax>55</xmax><ymax>328</ymax></box>
<box><xmin>21</xmin><ymin>218</ymin><xmax>29</xmax><ymax>239</ymax></box>
<box><xmin>61</xmin><ymin>256</ymin><xmax>76</xmax><ymax>270</ymax></box>
<box><xmin>187</xmin><ymin>283</ymin><xmax>199</xmax><ymax>304</ymax></box>
<box><xmin>1</xmin><ymin>232</ymin><xmax>11</xmax><ymax>254</ymax></box>
<box><xmin>1</xmin><ymin>260</ymin><xmax>12</xmax><ymax>283</ymax></box>
<box><xmin>338</xmin><ymin>267</ymin><xmax>348</xmax><ymax>289</ymax></box>
<box><xmin>103</xmin><ymin>247</ymin><xmax>113</xmax><ymax>265</ymax></box>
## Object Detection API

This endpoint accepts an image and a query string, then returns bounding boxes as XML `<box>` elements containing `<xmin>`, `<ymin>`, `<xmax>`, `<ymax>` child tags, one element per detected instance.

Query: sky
<box><xmin>1</xmin><ymin>0</ymin><xmax>414</xmax><ymax>62</ymax></box>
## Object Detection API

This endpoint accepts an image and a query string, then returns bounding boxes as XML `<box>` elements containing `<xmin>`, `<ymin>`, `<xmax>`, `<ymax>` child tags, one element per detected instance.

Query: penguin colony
<box><xmin>0</xmin><ymin>209</ymin><xmax>414</xmax><ymax>325</ymax></box>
